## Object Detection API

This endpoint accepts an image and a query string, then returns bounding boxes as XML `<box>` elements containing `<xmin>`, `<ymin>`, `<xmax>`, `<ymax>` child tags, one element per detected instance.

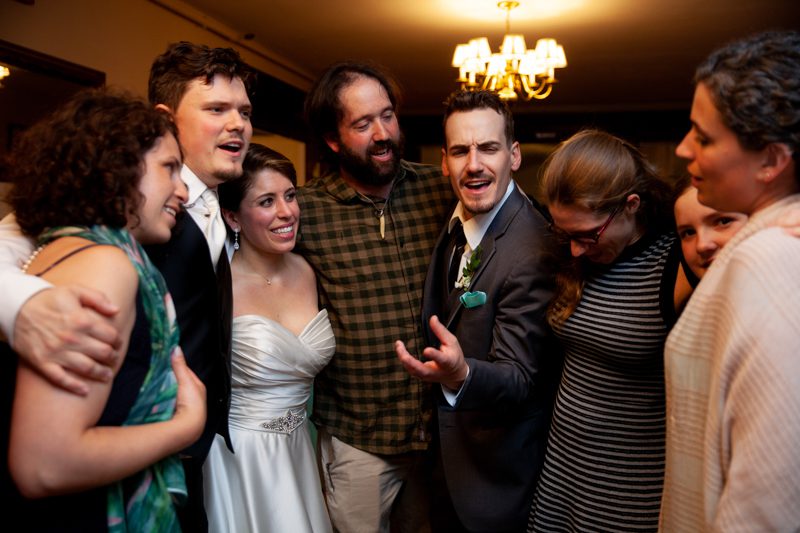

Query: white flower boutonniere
<box><xmin>455</xmin><ymin>245</ymin><xmax>482</xmax><ymax>290</ymax></box>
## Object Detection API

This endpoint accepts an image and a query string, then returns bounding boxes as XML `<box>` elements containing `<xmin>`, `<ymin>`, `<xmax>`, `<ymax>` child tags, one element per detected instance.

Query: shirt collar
<box><xmin>181</xmin><ymin>165</ymin><xmax>210</xmax><ymax>207</ymax></box>
<box><xmin>448</xmin><ymin>180</ymin><xmax>516</xmax><ymax>250</ymax></box>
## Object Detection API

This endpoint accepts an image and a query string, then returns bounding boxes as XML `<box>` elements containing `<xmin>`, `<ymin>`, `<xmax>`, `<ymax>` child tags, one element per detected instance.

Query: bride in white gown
<box><xmin>204</xmin><ymin>144</ymin><xmax>334</xmax><ymax>533</ymax></box>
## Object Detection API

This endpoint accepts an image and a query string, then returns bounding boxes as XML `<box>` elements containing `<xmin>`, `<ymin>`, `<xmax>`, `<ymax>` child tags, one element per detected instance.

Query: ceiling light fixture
<box><xmin>451</xmin><ymin>1</ymin><xmax>567</xmax><ymax>101</ymax></box>
<box><xmin>0</xmin><ymin>65</ymin><xmax>10</xmax><ymax>87</ymax></box>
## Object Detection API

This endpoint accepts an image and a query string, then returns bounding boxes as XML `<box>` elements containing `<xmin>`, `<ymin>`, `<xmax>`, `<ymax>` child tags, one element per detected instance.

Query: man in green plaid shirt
<box><xmin>297</xmin><ymin>62</ymin><xmax>454</xmax><ymax>532</ymax></box>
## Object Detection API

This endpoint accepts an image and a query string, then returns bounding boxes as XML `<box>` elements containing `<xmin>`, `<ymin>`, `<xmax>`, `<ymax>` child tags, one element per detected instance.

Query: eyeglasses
<box><xmin>549</xmin><ymin>202</ymin><xmax>624</xmax><ymax>245</ymax></box>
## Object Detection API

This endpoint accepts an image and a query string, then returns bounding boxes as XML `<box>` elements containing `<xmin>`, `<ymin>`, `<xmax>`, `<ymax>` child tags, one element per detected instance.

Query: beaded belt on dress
<box><xmin>259</xmin><ymin>408</ymin><xmax>306</xmax><ymax>434</ymax></box>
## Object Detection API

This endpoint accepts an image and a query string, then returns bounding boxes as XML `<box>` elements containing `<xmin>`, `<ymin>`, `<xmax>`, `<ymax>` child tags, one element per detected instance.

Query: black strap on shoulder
<box><xmin>34</xmin><ymin>243</ymin><xmax>101</xmax><ymax>277</ymax></box>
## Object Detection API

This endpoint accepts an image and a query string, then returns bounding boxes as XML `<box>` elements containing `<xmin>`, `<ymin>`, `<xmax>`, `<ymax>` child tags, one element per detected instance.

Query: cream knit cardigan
<box><xmin>660</xmin><ymin>194</ymin><xmax>800</xmax><ymax>532</ymax></box>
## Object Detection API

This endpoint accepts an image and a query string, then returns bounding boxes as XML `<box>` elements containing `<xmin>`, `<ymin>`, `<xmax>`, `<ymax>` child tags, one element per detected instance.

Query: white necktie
<box><xmin>201</xmin><ymin>188</ymin><xmax>226</xmax><ymax>266</ymax></box>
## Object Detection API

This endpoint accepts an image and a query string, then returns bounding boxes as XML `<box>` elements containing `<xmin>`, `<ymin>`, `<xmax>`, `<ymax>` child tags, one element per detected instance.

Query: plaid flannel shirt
<box><xmin>297</xmin><ymin>160</ymin><xmax>454</xmax><ymax>454</ymax></box>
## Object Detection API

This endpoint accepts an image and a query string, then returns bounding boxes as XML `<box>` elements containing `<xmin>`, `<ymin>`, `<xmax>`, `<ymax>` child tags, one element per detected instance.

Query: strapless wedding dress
<box><xmin>204</xmin><ymin>310</ymin><xmax>335</xmax><ymax>533</ymax></box>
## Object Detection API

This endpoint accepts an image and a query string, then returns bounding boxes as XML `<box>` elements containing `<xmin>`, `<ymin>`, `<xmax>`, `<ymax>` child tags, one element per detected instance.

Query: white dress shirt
<box><xmin>181</xmin><ymin>166</ymin><xmax>228</xmax><ymax>266</ymax></box>
<box><xmin>0</xmin><ymin>213</ymin><xmax>41</xmax><ymax>343</ymax></box>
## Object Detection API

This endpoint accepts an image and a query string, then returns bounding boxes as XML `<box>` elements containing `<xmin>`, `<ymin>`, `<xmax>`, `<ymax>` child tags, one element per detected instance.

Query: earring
<box><xmin>233</xmin><ymin>229</ymin><xmax>240</xmax><ymax>251</ymax></box>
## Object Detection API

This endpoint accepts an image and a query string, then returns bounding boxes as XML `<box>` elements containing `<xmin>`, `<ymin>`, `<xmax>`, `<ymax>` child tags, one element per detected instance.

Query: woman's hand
<box><xmin>171</xmin><ymin>347</ymin><xmax>206</xmax><ymax>447</ymax></box>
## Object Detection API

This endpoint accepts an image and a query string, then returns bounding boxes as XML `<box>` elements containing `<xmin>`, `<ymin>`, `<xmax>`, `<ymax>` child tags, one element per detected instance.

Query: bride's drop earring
<box><xmin>234</xmin><ymin>229</ymin><xmax>240</xmax><ymax>250</ymax></box>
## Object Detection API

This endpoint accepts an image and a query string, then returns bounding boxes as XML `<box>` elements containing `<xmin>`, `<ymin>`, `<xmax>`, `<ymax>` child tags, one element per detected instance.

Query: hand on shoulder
<box><xmin>14</xmin><ymin>240</ymin><xmax>135</xmax><ymax>395</ymax></box>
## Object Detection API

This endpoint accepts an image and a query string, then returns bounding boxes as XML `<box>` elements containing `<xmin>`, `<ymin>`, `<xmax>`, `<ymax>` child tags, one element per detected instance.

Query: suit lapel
<box><xmin>421</xmin><ymin>225</ymin><xmax>451</xmax><ymax>344</ymax></box>
<box><xmin>442</xmin><ymin>238</ymin><xmax>497</xmax><ymax>330</ymax></box>
<box><xmin>442</xmin><ymin>186</ymin><xmax>527</xmax><ymax>329</ymax></box>
<box><xmin>216</xmin><ymin>251</ymin><xmax>233</xmax><ymax>362</ymax></box>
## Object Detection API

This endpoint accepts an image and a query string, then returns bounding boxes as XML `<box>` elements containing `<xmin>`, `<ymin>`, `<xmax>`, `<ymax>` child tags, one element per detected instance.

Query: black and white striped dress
<box><xmin>528</xmin><ymin>232</ymin><xmax>679</xmax><ymax>532</ymax></box>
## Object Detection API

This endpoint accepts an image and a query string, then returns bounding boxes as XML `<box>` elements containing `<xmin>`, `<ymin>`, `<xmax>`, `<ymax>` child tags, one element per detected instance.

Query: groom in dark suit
<box><xmin>144</xmin><ymin>42</ymin><xmax>253</xmax><ymax>532</ymax></box>
<box><xmin>395</xmin><ymin>90</ymin><xmax>559</xmax><ymax>532</ymax></box>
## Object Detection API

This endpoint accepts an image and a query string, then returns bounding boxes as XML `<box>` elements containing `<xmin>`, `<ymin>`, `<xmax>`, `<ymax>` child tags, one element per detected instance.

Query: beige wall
<box><xmin>252</xmin><ymin>132</ymin><xmax>307</xmax><ymax>186</ymax></box>
<box><xmin>0</xmin><ymin>0</ymin><xmax>310</xmax><ymax>99</ymax></box>
<box><xmin>0</xmin><ymin>0</ymin><xmax>309</xmax><ymax>207</ymax></box>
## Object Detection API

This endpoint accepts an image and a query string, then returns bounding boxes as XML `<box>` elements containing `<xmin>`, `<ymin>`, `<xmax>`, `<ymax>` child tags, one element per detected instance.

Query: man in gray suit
<box><xmin>395</xmin><ymin>90</ymin><xmax>559</xmax><ymax>532</ymax></box>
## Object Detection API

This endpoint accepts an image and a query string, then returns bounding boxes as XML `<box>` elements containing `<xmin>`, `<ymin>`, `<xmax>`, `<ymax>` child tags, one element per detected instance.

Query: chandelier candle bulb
<box><xmin>451</xmin><ymin>1</ymin><xmax>566</xmax><ymax>100</ymax></box>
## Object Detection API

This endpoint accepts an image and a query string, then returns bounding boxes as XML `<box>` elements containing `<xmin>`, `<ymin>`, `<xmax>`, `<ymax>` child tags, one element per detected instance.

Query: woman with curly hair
<box><xmin>527</xmin><ymin>129</ymin><xmax>693</xmax><ymax>532</ymax></box>
<box><xmin>661</xmin><ymin>30</ymin><xmax>800</xmax><ymax>531</ymax></box>
<box><xmin>1</xmin><ymin>88</ymin><xmax>206</xmax><ymax>532</ymax></box>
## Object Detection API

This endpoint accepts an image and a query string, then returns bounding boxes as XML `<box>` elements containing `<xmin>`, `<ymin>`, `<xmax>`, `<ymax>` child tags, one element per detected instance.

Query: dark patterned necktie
<box><xmin>447</xmin><ymin>221</ymin><xmax>467</xmax><ymax>289</ymax></box>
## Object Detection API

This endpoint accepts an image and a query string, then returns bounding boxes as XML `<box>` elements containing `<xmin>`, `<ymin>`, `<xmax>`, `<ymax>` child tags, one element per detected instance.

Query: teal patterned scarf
<box><xmin>39</xmin><ymin>226</ymin><xmax>185</xmax><ymax>532</ymax></box>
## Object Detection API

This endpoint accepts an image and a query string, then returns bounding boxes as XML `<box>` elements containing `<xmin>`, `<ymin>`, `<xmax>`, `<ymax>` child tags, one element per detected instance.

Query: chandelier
<box><xmin>451</xmin><ymin>1</ymin><xmax>567</xmax><ymax>101</ymax></box>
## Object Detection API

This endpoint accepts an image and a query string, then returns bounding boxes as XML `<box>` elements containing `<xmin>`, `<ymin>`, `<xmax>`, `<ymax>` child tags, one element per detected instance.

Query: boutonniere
<box><xmin>455</xmin><ymin>245</ymin><xmax>482</xmax><ymax>289</ymax></box>
<box><xmin>459</xmin><ymin>290</ymin><xmax>487</xmax><ymax>309</ymax></box>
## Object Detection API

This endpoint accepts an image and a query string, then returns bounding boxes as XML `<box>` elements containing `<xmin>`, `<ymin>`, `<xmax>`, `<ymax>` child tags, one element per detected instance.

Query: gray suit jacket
<box><xmin>422</xmin><ymin>184</ymin><xmax>560</xmax><ymax>532</ymax></box>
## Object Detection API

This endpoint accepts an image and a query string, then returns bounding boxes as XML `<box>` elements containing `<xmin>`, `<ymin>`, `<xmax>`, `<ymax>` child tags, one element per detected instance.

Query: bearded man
<box><xmin>297</xmin><ymin>62</ymin><xmax>453</xmax><ymax>533</ymax></box>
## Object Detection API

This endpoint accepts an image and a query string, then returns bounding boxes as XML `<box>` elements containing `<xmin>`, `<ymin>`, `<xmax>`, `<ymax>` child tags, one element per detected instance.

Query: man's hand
<box><xmin>395</xmin><ymin>315</ymin><xmax>469</xmax><ymax>391</ymax></box>
<box><xmin>12</xmin><ymin>285</ymin><xmax>121</xmax><ymax>396</ymax></box>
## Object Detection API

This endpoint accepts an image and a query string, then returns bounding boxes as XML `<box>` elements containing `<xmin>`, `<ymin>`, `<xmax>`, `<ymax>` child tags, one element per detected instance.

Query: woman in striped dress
<box><xmin>527</xmin><ymin>130</ymin><xmax>693</xmax><ymax>532</ymax></box>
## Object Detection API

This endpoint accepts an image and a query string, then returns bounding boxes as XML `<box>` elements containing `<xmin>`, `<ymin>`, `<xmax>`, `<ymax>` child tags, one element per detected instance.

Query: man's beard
<box><xmin>338</xmin><ymin>134</ymin><xmax>405</xmax><ymax>187</ymax></box>
<box><xmin>213</xmin><ymin>164</ymin><xmax>245</xmax><ymax>184</ymax></box>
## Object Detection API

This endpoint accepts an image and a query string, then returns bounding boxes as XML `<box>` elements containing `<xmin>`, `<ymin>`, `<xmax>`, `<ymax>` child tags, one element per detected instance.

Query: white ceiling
<box><xmin>177</xmin><ymin>0</ymin><xmax>799</xmax><ymax>115</ymax></box>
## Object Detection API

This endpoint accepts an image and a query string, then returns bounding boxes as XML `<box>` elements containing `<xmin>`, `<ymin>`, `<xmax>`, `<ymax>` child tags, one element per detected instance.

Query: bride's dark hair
<box><xmin>218</xmin><ymin>143</ymin><xmax>297</xmax><ymax>213</ymax></box>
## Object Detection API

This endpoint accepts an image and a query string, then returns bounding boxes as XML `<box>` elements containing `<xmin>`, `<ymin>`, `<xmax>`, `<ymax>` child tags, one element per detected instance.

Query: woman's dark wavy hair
<box><xmin>218</xmin><ymin>143</ymin><xmax>297</xmax><ymax>214</ymax></box>
<box><xmin>7</xmin><ymin>88</ymin><xmax>177</xmax><ymax>239</ymax></box>
<box><xmin>696</xmin><ymin>30</ymin><xmax>800</xmax><ymax>166</ymax></box>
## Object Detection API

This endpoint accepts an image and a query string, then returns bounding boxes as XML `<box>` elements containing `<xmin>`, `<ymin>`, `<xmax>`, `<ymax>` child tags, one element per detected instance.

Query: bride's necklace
<box><xmin>356</xmin><ymin>179</ymin><xmax>395</xmax><ymax>240</ymax></box>
<box><xmin>233</xmin><ymin>252</ymin><xmax>290</xmax><ymax>287</ymax></box>
<box><xmin>237</xmin><ymin>268</ymin><xmax>274</xmax><ymax>286</ymax></box>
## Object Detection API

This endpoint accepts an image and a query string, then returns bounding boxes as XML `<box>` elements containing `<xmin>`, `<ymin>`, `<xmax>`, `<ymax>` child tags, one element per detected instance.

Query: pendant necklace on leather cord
<box><xmin>356</xmin><ymin>179</ymin><xmax>395</xmax><ymax>240</ymax></box>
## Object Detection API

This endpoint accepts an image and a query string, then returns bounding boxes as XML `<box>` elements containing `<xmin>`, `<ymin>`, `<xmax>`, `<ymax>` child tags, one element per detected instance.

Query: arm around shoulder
<box><xmin>0</xmin><ymin>213</ymin><xmax>49</xmax><ymax>342</ymax></box>
<box><xmin>10</xmin><ymin>245</ymin><xmax>135</xmax><ymax>495</ymax></box>
<box><xmin>9</xmin><ymin>246</ymin><xmax>206</xmax><ymax>497</ymax></box>
<box><xmin>10</xmin><ymin>244</ymin><xmax>203</xmax><ymax>497</ymax></box>
<box><xmin>2</xmin><ymin>217</ymin><xmax>122</xmax><ymax>395</ymax></box>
